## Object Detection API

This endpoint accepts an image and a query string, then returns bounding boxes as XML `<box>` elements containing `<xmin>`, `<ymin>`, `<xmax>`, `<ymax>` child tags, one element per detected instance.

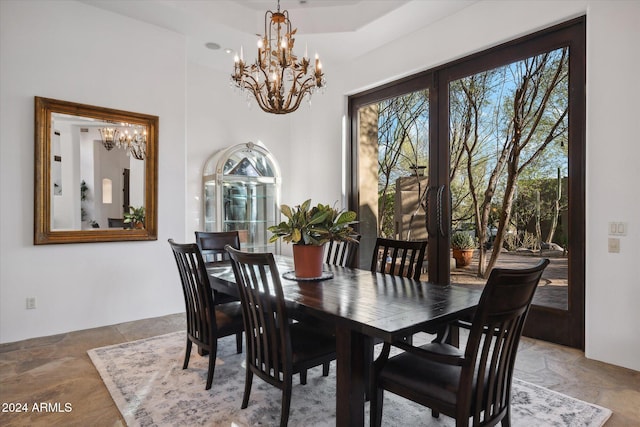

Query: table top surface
<box><xmin>207</xmin><ymin>256</ymin><xmax>482</xmax><ymax>341</ymax></box>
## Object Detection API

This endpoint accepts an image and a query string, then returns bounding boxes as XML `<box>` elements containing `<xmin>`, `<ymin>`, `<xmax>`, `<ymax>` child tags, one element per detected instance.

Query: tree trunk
<box><xmin>546</xmin><ymin>167</ymin><xmax>561</xmax><ymax>243</ymax></box>
<box><xmin>535</xmin><ymin>189</ymin><xmax>541</xmax><ymax>252</ymax></box>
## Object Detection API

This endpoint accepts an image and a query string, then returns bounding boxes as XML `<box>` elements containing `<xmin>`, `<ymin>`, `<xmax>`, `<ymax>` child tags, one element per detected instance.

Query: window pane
<box><xmin>449</xmin><ymin>47</ymin><xmax>569</xmax><ymax>310</ymax></box>
<box><xmin>356</xmin><ymin>90</ymin><xmax>430</xmax><ymax>271</ymax></box>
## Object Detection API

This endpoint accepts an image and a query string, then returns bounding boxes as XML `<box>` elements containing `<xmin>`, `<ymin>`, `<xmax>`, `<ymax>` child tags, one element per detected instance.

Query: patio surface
<box><xmin>444</xmin><ymin>250</ymin><xmax>568</xmax><ymax>310</ymax></box>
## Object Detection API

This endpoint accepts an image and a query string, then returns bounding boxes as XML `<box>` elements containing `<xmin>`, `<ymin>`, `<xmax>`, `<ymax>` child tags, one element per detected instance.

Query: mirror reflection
<box><xmin>50</xmin><ymin>113</ymin><xmax>147</xmax><ymax>230</ymax></box>
<box><xmin>34</xmin><ymin>97</ymin><xmax>158</xmax><ymax>244</ymax></box>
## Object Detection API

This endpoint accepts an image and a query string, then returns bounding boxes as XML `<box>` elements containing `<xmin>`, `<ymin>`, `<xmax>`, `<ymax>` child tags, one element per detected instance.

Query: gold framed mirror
<box><xmin>34</xmin><ymin>96</ymin><xmax>158</xmax><ymax>244</ymax></box>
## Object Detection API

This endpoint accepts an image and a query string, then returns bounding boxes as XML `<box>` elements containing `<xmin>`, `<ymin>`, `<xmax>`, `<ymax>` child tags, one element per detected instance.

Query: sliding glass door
<box><xmin>349</xmin><ymin>17</ymin><xmax>585</xmax><ymax>348</ymax></box>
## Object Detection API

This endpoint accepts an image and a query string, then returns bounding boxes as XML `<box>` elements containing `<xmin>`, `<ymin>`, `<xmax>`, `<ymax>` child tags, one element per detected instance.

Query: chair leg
<box><xmin>501</xmin><ymin>406</ymin><xmax>511</xmax><ymax>426</ymax></box>
<box><xmin>280</xmin><ymin>380</ymin><xmax>292</xmax><ymax>427</ymax></box>
<box><xmin>235</xmin><ymin>332</ymin><xmax>243</xmax><ymax>354</ymax></box>
<box><xmin>322</xmin><ymin>361</ymin><xmax>330</xmax><ymax>377</ymax></box>
<box><xmin>205</xmin><ymin>354</ymin><xmax>215</xmax><ymax>390</ymax></box>
<box><xmin>205</xmin><ymin>341</ymin><xmax>217</xmax><ymax>390</ymax></box>
<box><xmin>300</xmin><ymin>370</ymin><xmax>307</xmax><ymax>385</ymax></box>
<box><xmin>241</xmin><ymin>368</ymin><xmax>253</xmax><ymax>409</ymax></box>
<box><xmin>431</xmin><ymin>410</ymin><xmax>439</xmax><ymax>418</ymax></box>
<box><xmin>369</xmin><ymin>386</ymin><xmax>383</xmax><ymax>427</ymax></box>
<box><xmin>183</xmin><ymin>338</ymin><xmax>192</xmax><ymax>369</ymax></box>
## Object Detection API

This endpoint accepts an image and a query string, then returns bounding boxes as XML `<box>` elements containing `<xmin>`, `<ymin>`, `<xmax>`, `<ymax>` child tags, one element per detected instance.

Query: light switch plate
<box><xmin>608</xmin><ymin>238</ymin><xmax>620</xmax><ymax>253</ymax></box>
<box><xmin>608</xmin><ymin>222</ymin><xmax>628</xmax><ymax>236</ymax></box>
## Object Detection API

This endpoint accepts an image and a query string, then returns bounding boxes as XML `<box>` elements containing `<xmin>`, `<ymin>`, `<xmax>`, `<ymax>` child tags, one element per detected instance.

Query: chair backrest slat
<box><xmin>325</xmin><ymin>235</ymin><xmax>361</xmax><ymax>268</ymax></box>
<box><xmin>370</xmin><ymin>237</ymin><xmax>427</xmax><ymax>280</ymax></box>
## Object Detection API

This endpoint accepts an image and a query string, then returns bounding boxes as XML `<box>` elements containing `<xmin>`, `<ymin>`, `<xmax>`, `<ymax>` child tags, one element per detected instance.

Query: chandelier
<box><xmin>231</xmin><ymin>0</ymin><xmax>325</xmax><ymax>114</ymax></box>
<box><xmin>98</xmin><ymin>127</ymin><xmax>118</xmax><ymax>151</ymax></box>
<box><xmin>98</xmin><ymin>124</ymin><xmax>147</xmax><ymax>160</ymax></box>
<box><xmin>116</xmin><ymin>126</ymin><xmax>147</xmax><ymax>160</ymax></box>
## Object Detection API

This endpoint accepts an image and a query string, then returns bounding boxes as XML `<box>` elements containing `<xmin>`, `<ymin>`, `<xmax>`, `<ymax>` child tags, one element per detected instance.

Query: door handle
<box><xmin>425</xmin><ymin>185</ymin><xmax>449</xmax><ymax>238</ymax></box>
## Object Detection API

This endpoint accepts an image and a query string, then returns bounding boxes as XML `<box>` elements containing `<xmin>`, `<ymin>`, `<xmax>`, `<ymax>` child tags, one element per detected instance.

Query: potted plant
<box><xmin>123</xmin><ymin>205</ymin><xmax>145</xmax><ymax>229</ymax></box>
<box><xmin>451</xmin><ymin>231</ymin><xmax>476</xmax><ymax>267</ymax></box>
<box><xmin>268</xmin><ymin>199</ymin><xmax>358</xmax><ymax>278</ymax></box>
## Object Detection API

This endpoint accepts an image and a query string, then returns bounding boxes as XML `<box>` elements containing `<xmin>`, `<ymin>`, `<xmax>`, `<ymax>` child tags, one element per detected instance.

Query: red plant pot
<box><xmin>292</xmin><ymin>244</ymin><xmax>325</xmax><ymax>278</ymax></box>
<box><xmin>452</xmin><ymin>249</ymin><xmax>474</xmax><ymax>267</ymax></box>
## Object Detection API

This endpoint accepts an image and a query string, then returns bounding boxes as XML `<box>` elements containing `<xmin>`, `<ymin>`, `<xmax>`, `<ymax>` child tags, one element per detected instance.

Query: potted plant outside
<box><xmin>268</xmin><ymin>199</ymin><xmax>358</xmax><ymax>278</ymax></box>
<box><xmin>123</xmin><ymin>205</ymin><xmax>145</xmax><ymax>229</ymax></box>
<box><xmin>451</xmin><ymin>231</ymin><xmax>476</xmax><ymax>267</ymax></box>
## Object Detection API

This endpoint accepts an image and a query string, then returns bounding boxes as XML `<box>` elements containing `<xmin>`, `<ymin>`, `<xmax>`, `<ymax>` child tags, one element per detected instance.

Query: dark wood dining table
<box><xmin>207</xmin><ymin>256</ymin><xmax>482</xmax><ymax>426</ymax></box>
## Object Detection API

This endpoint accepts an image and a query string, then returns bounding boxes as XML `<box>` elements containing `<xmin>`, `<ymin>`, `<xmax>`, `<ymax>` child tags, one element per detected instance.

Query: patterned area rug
<box><xmin>88</xmin><ymin>331</ymin><xmax>611</xmax><ymax>426</ymax></box>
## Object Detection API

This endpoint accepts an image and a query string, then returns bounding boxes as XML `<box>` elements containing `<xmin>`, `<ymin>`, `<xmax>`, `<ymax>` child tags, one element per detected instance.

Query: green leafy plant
<box><xmin>451</xmin><ymin>231</ymin><xmax>477</xmax><ymax>250</ymax></box>
<box><xmin>123</xmin><ymin>205</ymin><xmax>145</xmax><ymax>226</ymax></box>
<box><xmin>268</xmin><ymin>199</ymin><xmax>358</xmax><ymax>246</ymax></box>
<box><xmin>80</xmin><ymin>180</ymin><xmax>89</xmax><ymax>201</ymax></box>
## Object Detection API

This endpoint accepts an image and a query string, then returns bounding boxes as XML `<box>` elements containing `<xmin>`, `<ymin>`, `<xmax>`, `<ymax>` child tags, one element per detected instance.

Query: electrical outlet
<box><xmin>26</xmin><ymin>297</ymin><xmax>36</xmax><ymax>310</ymax></box>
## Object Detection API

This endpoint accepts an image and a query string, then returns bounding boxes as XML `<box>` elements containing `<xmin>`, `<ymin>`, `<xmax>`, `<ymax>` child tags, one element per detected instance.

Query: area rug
<box><xmin>88</xmin><ymin>331</ymin><xmax>612</xmax><ymax>427</ymax></box>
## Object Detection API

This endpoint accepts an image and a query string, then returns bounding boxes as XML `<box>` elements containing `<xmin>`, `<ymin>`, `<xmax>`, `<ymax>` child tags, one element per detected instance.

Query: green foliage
<box><xmin>513</xmin><ymin>176</ymin><xmax>567</xmax><ymax>232</ymax></box>
<box><xmin>503</xmin><ymin>233</ymin><xmax>519</xmax><ymax>251</ymax></box>
<box><xmin>80</xmin><ymin>180</ymin><xmax>89</xmax><ymax>201</ymax></box>
<box><xmin>378</xmin><ymin>190</ymin><xmax>395</xmax><ymax>238</ymax></box>
<box><xmin>268</xmin><ymin>199</ymin><xmax>358</xmax><ymax>246</ymax></box>
<box><xmin>80</xmin><ymin>180</ymin><xmax>90</xmax><ymax>221</ymax></box>
<box><xmin>123</xmin><ymin>205</ymin><xmax>145</xmax><ymax>225</ymax></box>
<box><xmin>521</xmin><ymin>231</ymin><xmax>539</xmax><ymax>251</ymax></box>
<box><xmin>451</xmin><ymin>231</ymin><xmax>477</xmax><ymax>250</ymax></box>
<box><xmin>503</xmin><ymin>231</ymin><xmax>539</xmax><ymax>251</ymax></box>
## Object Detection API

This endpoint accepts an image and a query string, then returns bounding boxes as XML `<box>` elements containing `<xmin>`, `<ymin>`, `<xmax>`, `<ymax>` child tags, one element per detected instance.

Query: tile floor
<box><xmin>0</xmin><ymin>313</ymin><xmax>638</xmax><ymax>426</ymax></box>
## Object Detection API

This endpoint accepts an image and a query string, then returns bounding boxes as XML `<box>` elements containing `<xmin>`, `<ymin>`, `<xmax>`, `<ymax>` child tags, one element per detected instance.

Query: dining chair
<box><xmin>370</xmin><ymin>237</ymin><xmax>427</xmax><ymax>280</ymax></box>
<box><xmin>195</xmin><ymin>231</ymin><xmax>241</xmax><ymax>304</ymax></box>
<box><xmin>168</xmin><ymin>239</ymin><xmax>244</xmax><ymax>390</ymax></box>
<box><xmin>362</xmin><ymin>237</ymin><xmax>429</xmax><ymax>398</ymax></box>
<box><xmin>107</xmin><ymin>217</ymin><xmax>126</xmax><ymax>228</ymax></box>
<box><xmin>370</xmin><ymin>259</ymin><xmax>550</xmax><ymax>427</ymax></box>
<box><xmin>369</xmin><ymin>237</ymin><xmax>428</xmax><ymax>345</ymax></box>
<box><xmin>225</xmin><ymin>245</ymin><xmax>337</xmax><ymax>427</ymax></box>
<box><xmin>195</xmin><ymin>230</ymin><xmax>241</xmax><ymax>262</ymax></box>
<box><xmin>325</xmin><ymin>234</ymin><xmax>361</xmax><ymax>268</ymax></box>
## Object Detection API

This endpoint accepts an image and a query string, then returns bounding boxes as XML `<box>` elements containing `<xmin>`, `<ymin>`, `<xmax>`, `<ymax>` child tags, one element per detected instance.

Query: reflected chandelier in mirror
<box><xmin>34</xmin><ymin>97</ymin><xmax>158</xmax><ymax>244</ymax></box>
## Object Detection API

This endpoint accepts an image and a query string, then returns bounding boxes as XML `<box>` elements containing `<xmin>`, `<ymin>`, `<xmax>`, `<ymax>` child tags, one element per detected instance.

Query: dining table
<box><xmin>207</xmin><ymin>256</ymin><xmax>482</xmax><ymax>427</ymax></box>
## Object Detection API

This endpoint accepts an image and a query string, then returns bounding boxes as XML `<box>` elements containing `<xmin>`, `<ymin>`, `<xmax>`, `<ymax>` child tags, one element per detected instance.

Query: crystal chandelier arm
<box><xmin>286</xmin><ymin>75</ymin><xmax>317</xmax><ymax>112</ymax></box>
<box><xmin>237</xmin><ymin>66</ymin><xmax>274</xmax><ymax>113</ymax></box>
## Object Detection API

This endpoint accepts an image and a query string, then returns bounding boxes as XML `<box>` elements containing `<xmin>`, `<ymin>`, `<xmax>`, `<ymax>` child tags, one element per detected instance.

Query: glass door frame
<box><xmin>348</xmin><ymin>17</ymin><xmax>585</xmax><ymax>349</ymax></box>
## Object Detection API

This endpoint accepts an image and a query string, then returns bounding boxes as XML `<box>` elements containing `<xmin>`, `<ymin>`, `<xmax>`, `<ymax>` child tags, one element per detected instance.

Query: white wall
<box><xmin>583</xmin><ymin>0</ymin><xmax>640</xmax><ymax>372</ymax></box>
<box><xmin>288</xmin><ymin>0</ymin><xmax>640</xmax><ymax>371</ymax></box>
<box><xmin>185</xmin><ymin>62</ymin><xmax>292</xmax><ymax>240</ymax></box>
<box><xmin>0</xmin><ymin>0</ymin><xmax>186</xmax><ymax>343</ymax></box>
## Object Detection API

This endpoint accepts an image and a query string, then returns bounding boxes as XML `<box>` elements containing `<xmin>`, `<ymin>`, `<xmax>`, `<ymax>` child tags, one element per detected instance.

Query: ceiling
<box><xmin>80</xmin><ymin>0</ymin><xmax>477</xmax><ymax>72</ymax></box>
